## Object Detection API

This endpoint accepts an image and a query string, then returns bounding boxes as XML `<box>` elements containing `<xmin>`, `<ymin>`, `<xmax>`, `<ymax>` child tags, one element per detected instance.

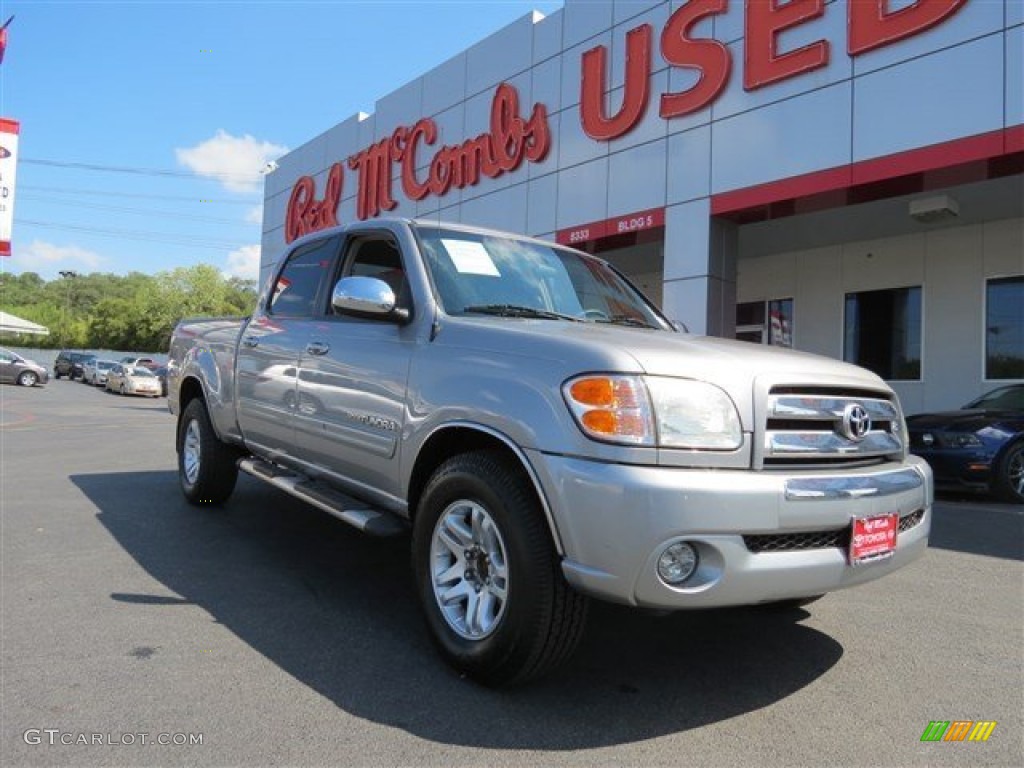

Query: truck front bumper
<box><xmin>527</xmin><ymin>451</ymin><xmax>932</xmax><ymax>610</ymax></box>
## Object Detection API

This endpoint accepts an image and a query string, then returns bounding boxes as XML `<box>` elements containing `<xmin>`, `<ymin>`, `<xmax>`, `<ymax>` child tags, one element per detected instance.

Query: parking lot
<box><xmin>2</xmin><ymin>379</ymin><xmax>1021</xmax><ymax>767</ymax></box>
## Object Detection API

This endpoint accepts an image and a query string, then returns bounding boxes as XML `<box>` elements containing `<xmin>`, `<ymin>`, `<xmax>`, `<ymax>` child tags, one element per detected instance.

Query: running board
<box><xmin>238</xmin><ymin>458</ymin><xmax>408</xmax><ymax>537</ymax></box>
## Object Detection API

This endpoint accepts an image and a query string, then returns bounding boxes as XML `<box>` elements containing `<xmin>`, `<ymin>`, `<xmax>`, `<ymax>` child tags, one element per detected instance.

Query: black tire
<box><xmin>993</xmin><ymin>440</ymin><xmax>1024</xmax><ymax>504</ymax></box>
<box><xmin>176</xmin><ymin>398</ymin><xmax>239</xmax><ymax>506</ymax></box>
<box><xmin>17</xmin><ymin>371</ymin><xmax>38</xmax><ymax>387</ymax></box>
<box><xmin>412</xmin><ymin>451</ymin><xmax>588</xmax><ymax>687</ymax></box>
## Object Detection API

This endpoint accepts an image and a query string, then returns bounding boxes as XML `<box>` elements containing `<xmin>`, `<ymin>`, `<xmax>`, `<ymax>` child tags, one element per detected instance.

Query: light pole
<box><xmin>58</xmin><ymin>270</ymin><xmax>78</xmax><ymax>348</ymax></box>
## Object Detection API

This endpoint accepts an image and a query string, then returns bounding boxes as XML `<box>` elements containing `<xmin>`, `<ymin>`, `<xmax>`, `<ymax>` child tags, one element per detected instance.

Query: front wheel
<box><xmin>994</xmin><ymin>441</ymin><xmax>1024</xmax><ymax>504</ymax></box>
<box><xmin>17</xmin><ymin>371</ymin><xmax>38</xmax><ymax>387</ymax></box>
<box><xmin>177</xmin><ymin>398</ymin><xmax>239</xmax><ymax>506</ymax></box>
<box><xmin>412</xmin><ymin>451</ymin><xmax>588</xmax><ymax>687</ymax></box>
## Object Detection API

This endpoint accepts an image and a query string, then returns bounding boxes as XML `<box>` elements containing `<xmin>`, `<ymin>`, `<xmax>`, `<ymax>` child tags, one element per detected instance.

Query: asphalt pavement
<box><xmin>2</xmin><ymin>378</ymin><xmax>1022</xmax><ymax>767</ymax></box>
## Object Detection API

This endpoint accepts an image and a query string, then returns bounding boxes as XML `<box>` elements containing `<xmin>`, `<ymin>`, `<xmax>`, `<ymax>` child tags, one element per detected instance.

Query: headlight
<box><xmin>563</xmin><ymin>375</ymin><xmax>742</xmax><ymax>450</ymax></box>
<box><xmin>645</xmin><ymin>377</ymin><xmax>742</xmax><ymax>449</ymax></box>
<box><xmin>943</xmin><ymin>432</ymin><xmax>982</xmax><ymax>448</ymax></box>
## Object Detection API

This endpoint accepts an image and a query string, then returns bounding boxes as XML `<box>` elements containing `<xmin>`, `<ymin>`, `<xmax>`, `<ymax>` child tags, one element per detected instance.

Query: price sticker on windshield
<box><xmin>442</xmin><ymin>239</ymin><xmax>501</xmax><ymax>277</ymax></box>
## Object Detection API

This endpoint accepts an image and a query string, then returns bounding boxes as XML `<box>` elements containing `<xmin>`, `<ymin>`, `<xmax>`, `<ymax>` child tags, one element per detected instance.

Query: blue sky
<box><xmin>0</xmin><ymin>0</ymin><xmax>562</xmax><ymax>281</ymax></box>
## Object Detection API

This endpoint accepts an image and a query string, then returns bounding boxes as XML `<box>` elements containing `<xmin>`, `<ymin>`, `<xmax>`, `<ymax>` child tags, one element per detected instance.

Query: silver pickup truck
<box><xmin>168</xmin><ymin>219</ymin><xmax>932</xmax><ymax>686</ymax></box>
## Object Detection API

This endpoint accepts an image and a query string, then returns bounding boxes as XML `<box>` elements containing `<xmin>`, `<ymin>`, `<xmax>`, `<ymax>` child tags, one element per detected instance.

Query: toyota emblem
<box><xmin>841</xmin><ymin>404</ymin><xmax>871</xmax><ymax>441</ymax></box>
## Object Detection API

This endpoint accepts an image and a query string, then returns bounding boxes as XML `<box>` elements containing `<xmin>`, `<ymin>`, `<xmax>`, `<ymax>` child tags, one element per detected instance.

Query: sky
<box><xmin>0</xmin><ymin>0</ymin><xmax>562</xmax><ymax>282</ymax></box>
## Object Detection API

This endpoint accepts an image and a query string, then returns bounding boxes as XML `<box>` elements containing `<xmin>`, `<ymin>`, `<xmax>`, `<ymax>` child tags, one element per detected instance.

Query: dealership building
<box><xmin>262</xmin><ymin>0</ymin><xmax>1023</xmax><ymax>413</ymax></box>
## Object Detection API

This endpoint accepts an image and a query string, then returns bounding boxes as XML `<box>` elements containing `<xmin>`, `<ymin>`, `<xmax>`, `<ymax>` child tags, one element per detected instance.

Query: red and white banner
<box><xmin>0</xmin><ymin>117</ymin><xmax>18</xmax><ymax>257</ymax></box>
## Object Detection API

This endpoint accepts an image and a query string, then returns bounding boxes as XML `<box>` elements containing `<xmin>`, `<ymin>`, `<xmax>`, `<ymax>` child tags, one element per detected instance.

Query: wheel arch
<box><xmin>407</xmin><ymin>423</ymin><xmax>565</xmax><ymax>556</ymax></box>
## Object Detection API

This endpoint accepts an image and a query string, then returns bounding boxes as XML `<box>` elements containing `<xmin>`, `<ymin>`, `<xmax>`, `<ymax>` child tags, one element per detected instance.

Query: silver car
<box><xmin>83</xmin><ymin>358</ymin><xmax>116</xmax><ymax>386</ymax></box>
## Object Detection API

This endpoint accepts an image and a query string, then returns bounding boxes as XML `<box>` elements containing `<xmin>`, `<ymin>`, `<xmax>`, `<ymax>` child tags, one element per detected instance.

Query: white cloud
<box><xmin>4</xmin><ymin>239</ymin><xmax>105</xmax><ymax>278</ymax></box>
<box><xmin>176</xmin><ymin>130</ymin><xmax>288</xmax><ymax>193</ymax></box>
<box><xmin>224</xmin><ymin>244</ymin><xmax>260</xmax><ymax>281</ymax></box>
<box><xmin>245</xmin><ymin>205</ymin><xmax>264</xmax><ymax>225</ymax></box>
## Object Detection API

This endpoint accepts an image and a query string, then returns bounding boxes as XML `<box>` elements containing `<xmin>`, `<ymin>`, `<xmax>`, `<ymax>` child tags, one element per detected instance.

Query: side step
<box><xmin>238</xmin><ymin>457</ymin><xmax>408</xmax><ymax>537</ymax></box>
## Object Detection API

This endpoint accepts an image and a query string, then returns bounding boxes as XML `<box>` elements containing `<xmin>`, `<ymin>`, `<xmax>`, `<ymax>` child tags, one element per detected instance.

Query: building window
<box><xmin>736</xmin><ymin>298</ymin><xmax>793</xmax><ymax>347</ymax></box>
<box><xmin>844</xmin><ymin>286</ymin><xmax>921</xmax><ymax>380</ymax></box>
<box><xmin>986</xmin><ymin>276</ymin><xmax>1023</xmax><ymax>379</ymax></box>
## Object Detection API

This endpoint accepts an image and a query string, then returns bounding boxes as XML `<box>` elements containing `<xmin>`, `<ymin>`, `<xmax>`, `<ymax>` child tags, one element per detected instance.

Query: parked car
<box><xmin>0</xmin><ymin>347</ymin><xmax>49</xmax><ymax>386</ymax></box>
<box><xmin>106</xmin><ymin>364</ymin><xmax>162</xmax><ymax>397</ymax></box>
<box><xmin>54</xmin><ymin>350</ymin><xmax>95</xmax><ymax>380</ymax></box>
<box><xmin>907</xmin><ymin>385</ymin><xmax>1024</xmax><ymax>503</ymax></box>
<box><xmin>153</xmin><ymin>365</ymin><xmax>169</xmax><ymax>396</ymax></box>
<box><xmin>168</xmin><ymin>218</ymin><xmax>933</xmax><ymax>686</ymax></box>
<box><xmin>120</xmin><ymin>356</ymin><xmax>160</xmax><ymax>370</ymax></box>
<box><xmin>83</xmin><ymin>358</ymin><xmax>117</xmax><ymax>387</ymax></box>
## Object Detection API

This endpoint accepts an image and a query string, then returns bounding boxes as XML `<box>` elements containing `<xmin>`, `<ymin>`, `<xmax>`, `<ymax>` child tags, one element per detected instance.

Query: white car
<box><xmin>106</xmin><ymin>364</ymin><xmax>162</xmax><ymax>397</ymax></box>
<box><xmin>83</xmin><ymin>358</ymin><xmax>116</xmax><ymax>386</ymax></box>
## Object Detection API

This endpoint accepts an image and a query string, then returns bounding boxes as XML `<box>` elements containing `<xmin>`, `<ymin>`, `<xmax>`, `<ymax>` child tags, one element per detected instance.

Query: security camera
<box><xmin>260</xmin><ymin>160</ymin><xmax>279</xmax><ymax>175</ymax></box>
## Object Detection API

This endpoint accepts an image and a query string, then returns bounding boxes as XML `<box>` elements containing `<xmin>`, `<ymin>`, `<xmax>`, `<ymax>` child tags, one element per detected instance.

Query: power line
<box><xmin>20</xmin><ymin>194</ymin><xmax>257</xmax><ymax>226</ymax></box>
<box><xmin>16</xmin><ymin>218</ymin><xmax>251</xmax><ymax>251</ymax></box>
<box><xmin>21</xmin><ymin>157</ymin><xmax>262</xmax><ymax>183</ymax></box>
<box><xmin>20</xmin><ymin>183</ymin><xmax>259</xmax><ymax>206</ymax></box>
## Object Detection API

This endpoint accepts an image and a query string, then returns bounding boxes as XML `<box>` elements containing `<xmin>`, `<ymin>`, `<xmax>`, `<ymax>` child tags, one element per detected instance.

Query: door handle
<box><xmin>306</xmin><ymin>341</ymin><xmax>330</xmax><ymax>356</ymax></box>
<box><xmin>242</xmin><ymin>336</ymin><xmax>259</xmax><ymax>348</ymax></box>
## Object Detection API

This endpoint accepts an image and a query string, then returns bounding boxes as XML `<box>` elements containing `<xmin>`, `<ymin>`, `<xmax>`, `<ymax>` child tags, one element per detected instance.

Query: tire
<box><xmin>994</xmin><ymin>440</ymin><xmax>1024</xmax><ymax>504</ymax></box>
<box><xmin>176</xmin><ymin>398</ymin><xmax>239</xmax><ymax>506</ymax></box>
<box><xmin>412</xmin><ymin>451</ymin><xmax>588</xmax><ymax>687</ymax></box>
<box><xmin>17</xmin><ymin>371</ymin><xmax>38</xmax><ymax>387</ymax></box>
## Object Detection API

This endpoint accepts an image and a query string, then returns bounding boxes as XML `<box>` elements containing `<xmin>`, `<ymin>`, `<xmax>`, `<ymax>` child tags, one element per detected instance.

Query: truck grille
<box><xmin>743</xmin><ymin>508</ymin><xmax>925</xmax><ymax>553</ymax></box>
<box><xmin>760</xmin><ymin>386</ymin><xmax>904</xmax><ymax>469</ymax></box>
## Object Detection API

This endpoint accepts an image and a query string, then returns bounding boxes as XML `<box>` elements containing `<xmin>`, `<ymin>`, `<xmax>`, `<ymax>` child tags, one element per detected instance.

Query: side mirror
<box><xmin>331</xmin><ymin>276</ymin><xmax>410</xmax><ymax>324</ymax></box>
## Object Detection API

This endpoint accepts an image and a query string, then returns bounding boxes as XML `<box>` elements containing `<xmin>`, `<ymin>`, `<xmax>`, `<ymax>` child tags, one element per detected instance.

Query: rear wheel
<box><xmin>177</xmin><ymin>398</ymin><xmax>239</xmax><ymax>506</ymax></box>
<box><xmin>412</xmin><ymin>451</ymin><xmax>588</xmax><ymax>687</ymax></box>
<box><xmin>17</xmin><ymin>371</ymin><xmax>38</xmax><ymax>387</ymax></box>
<box><xmin>994</xmin><ymin>441</ymin><xmax>1024</xmax><ymax>504</ymax></box>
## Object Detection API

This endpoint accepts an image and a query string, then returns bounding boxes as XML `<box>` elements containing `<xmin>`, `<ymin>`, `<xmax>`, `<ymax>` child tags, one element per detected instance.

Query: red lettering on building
<box><xmin>660</xmin><ymin>0</ymin><xmax>732</xmax><ymax>118</ymax></box>
<box><xmin>345</xmin><ymin>82</ymin><xmax>550</xmax><ymax>222</ymax></box>
<box><xmin>848</xmin><ymin>0</ymin><xmax>967</xmax><ymax>55</ymax></box>
<box><xmin>556</xmin><ymin>207</ymin><xmax>665</xmax><ymax>246</ymax></box>
<box><xmin>581</xmin><ymin>0</ymin><xmax>967</xmax><ymax>139</ymax></box>
<box><xmin>580</xmin><ymin>24</ymin><xmax>653</xmax><ymax>141</ymax></box>
<box><xmin>744</xmin><ymin>0</ymin><xmax>829</xmax><ymax>91</ymax></box>
<box><xmin>284</xmin><ymin>162</ymin><xmax>343</xmax><ymax>244</ymax></box>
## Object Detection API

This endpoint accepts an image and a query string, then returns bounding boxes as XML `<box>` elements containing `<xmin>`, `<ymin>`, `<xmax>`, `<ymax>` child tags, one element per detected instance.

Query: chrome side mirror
<box><xmin>331</xmin><ymin>276</ymin><xmax>410</xmax><ymax>324</ymax></box>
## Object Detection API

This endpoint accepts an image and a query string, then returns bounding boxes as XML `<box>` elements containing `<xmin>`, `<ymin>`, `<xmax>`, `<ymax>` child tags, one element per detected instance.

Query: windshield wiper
<box><xmin>463</xmin><ymin>304</ymin><xmax>584</xmax><ymax>322</ymax></box>
<box><xmin>596</xmin><ymin>314</ymin><xmax>656</xmax><ymax>329</ymax></box>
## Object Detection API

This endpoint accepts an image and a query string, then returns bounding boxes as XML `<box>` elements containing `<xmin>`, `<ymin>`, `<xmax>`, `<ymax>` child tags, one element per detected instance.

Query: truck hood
<box><xmin>437</xmin><ymin>318</ymin><xmax>893</xmax><ymax>427</ymax></box>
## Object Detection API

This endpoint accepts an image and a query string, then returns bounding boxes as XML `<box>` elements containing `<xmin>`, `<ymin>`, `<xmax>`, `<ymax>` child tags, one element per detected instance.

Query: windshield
<box><xmin>965</xmin><ymin>386</ymin><xmax>1024</xmax><ymax>411</ymax></box>
<box><xmin>130</xmin><ymin>367</ymin><xmax>155</xmax><ymax>377</ymax></box>
<box><xmin>414</xmin><ymin>226</ymin><xmax>668</xmax><ymax>329</ymax></box>
<box><xmin>97</xmin><ymin>361</ymin><xmax>114</xmax><ymax>371</ymax></box>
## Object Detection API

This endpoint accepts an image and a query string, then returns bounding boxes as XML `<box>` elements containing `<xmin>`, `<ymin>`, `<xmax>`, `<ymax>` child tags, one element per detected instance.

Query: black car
<box><xmin>907</xmin><ymin>385</ymin><xmax>1024</xmax><ymax>503</ymax></box>
<box><xmin>153</xmin><ymin>365</ymin><xmax>169</xmax><ymax>397</ymax></box>
<box><xmin>54</xmin><ymin>350</ymin><xmax>95</xmax><ymax>380</ymax></box>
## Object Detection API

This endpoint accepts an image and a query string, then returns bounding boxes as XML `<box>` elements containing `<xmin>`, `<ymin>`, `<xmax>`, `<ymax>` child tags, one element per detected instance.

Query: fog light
<box><xmin>657</xmin><ymin>542</ymin><xmax>698</xmax><ymax>585</ymax></box>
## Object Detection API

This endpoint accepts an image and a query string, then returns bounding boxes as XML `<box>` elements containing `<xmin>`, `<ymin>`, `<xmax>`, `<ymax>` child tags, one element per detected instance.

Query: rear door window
<box><xmin>269</xmin><ymin>236</ymin><xmax>341</xmax><ymax>317</ymax></box>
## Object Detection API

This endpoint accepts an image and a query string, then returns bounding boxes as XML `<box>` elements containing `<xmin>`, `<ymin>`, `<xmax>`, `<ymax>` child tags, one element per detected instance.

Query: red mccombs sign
<box><xmin>286</xmin><ymin>83</ymin><xmax>549</xmax><ymax>243</ymax></box>
<box><xmin>287</xmin><ymin>0</ymin><xmax>966</xmax><ymax>242</ymax></box>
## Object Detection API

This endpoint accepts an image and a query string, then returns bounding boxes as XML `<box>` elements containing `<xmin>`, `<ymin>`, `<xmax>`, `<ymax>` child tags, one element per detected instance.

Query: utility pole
<box><xmin>58</xmin><ymin>270</ymin><xmax>77</xmax><ymax>348</ymax></box>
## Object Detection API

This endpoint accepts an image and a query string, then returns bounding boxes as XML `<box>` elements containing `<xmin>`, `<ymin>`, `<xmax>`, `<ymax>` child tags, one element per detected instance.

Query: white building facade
<box><xmin>263</xmin><ymin>0</ymin><xmax>1023</xmax><ymax>413</ymax></box>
